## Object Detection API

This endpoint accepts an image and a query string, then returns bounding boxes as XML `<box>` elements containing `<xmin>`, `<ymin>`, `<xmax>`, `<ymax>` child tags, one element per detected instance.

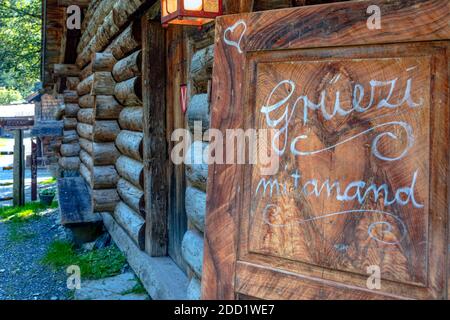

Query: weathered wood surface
<box><xmin>66</xmin><ymin>77</ymin><xmax>80</xmax><ymax>90</ymax></box>
<box><xmin>102</xmin><ymin>213</ymin><xmax>189</xmax><ymax>300</ymax></box>
<box><xmin>80</xmin><ymin>149</ymin><xmax>94</xmax><ymax>170</ymax></box>
<box><xmin>79</xmin><ymin>94</ymin><xmax>95</xmax><ymax>108</ymax></box>
<box><xmin>119</xmin><ymin>107</ymin><xmax>143</xmax><ymax>131</ymax></box>
<box><xmin>58</xmin><ymin>177</ymin><xmax>101</xmax><ymax>225</ymax></box>
<box><xmin>92</xmin><ymin>52</ymin><xmax>117</xmax><ymax>72</ymax></box>
<box><xmin>77</xmin><ymin>122</ymin><xmax>93</xmax><ymax>140</ymax></box>
<box><xmin>116</xmin><ymin>155</ymin><xmax>144</xmax><ymax>190</ymax></box>
<box><xmin>77</xmin><ymin>74</ymin><xmax>94</xmax><ymax>96</ymax></box>
<box><xmin>113</xmin><ymin>201</ymin><xmax>145</xmax><ymax>250</ymax></box>
<box><xmin>58</xmin><ymin>157</ymin><xmax>80</xmax><ymax>170</ymax></box>
<box><xmin>117</xmin><ymin>178</ymin><xmax>145</xmax><ymax>217</ymax></box>
<box><xmin>190</xmin><ymin>45</ymin><xmax>214</xmax><ymax>92</ymax></box>
<box><xmin>93</xmin><ymin>142</ymin><xmax>120</xmax><ymax>165</ymax></box>
<box><xmin>253</xmin><ymin>0</ymin><xmax>292</xmax><ymax>10</ymax></box>
<box><xmin>203</xmin><ymin>0</ymin><xmax>450</xmax><ymax>301</ymax></box>
<box><xmin>115</xmin><ymin>77</ymin><xmax>142</xmax><ymax>106</ymax></box>
<box><xmin>54</xmin><ymin>64</ymin><xmax>80</xmax><ymax>76</ymax></box>
<box><xmin>182</xmin><ymin>230</ymin><xmax>204</xmax><ymax>278</ymax></box>
<box><xmin>187</xmin><ymin>94</ymin><xmax>210</xmax><ymax>132</ymax></box>
<box><xmin>93</xmin><ymin>120</ymin><xmax>120</xmax><ymax>142</ymax></box>
<box><xmin>79</xmin><ymin>162</ymin><xmax>92</xmax><ymax>186</ymax></box>
<box><xmin>95</xmin><ymin>95</ymin><xmax>123</xmax><ymax>119</ymax></box>
<box><xmin>185</xmin><ymin>187</ymin><xmax>206</xmax><ymax>233</ymax></box>
<box><xmin>65</xmin><ymin>104</ymin><xmax>80</xmax><ymax>118</ymax></box>
<box><xmin>63</xmin><ymin>90</ymin><xmax>78</xmax><ymax>103</ymax></box>
<box><xmin>93</xmin><ymin>189</ymin><xmax>120</xmax><ymax>212</ymax></box>
<box><xmin>63</xmin><ymin>130</ymin><xmax>78</xmax><ymax>144</ymax></box>
<box><xmin>92</xmin><ymin>165</ymin><xmax>119</xmax><ymax>189</ymax></box>
<box><xmin>113</xmin><ymin>0</ymin><xmax>146</xmax><ymax>29</ymax></box>
<box><xmin>185</xmin><ymin>141</ymin><xmax>208</xmax><ymax>191</ymax></box>
<box><xmin>80</xmin><ymin>63</ymin><xmax>93</xmax><ymax>80</ymax></box>
<box><xmin>106</xmin><ymin>22</ymin><xmax>141</xmax><ymax>60</ymax></box>
<box><xmin>187</xmin><ymin>277</ymin><xmax>202</xmax><ymax>300</ymax></box>
<box><xmin>115</xmin><ymin>130</ymin><xmax>143</xmax><ymax>161</ymax></box>
<box><xmin>60</xmin><ymin>143</ymin><xmax>80</xmax><ymax>157</ymax></box>
<box><xmin>63</xmin><ymin>118</ymin><xmax>77</xmax><ymax>130</ymax></box>
<box><xmin>112</xmin><ymin>50</ymin><xmax>142</xmax><ymax>82</ymax></box>
<box><xmin>77</xmin><ymin>108</ymin><xmax>94</xmax><ymax>124</ymax></box>
<box><xmin>79</xmin><ymin>138</ymin><xmax>93</xmax><ymax>154</ymax></box>
<box><xmin>91</xmin><ymin>72</ymin><xmax>116</xmax><ymax>96</ymax></box>
<box><xmin>142</xmin><ymin>19</ymin><xmax>167</xmax><ymax>257</ymax></box>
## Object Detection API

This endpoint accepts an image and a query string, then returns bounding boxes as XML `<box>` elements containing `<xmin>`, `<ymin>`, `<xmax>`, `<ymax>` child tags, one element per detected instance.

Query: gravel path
<box><xmin>0</xmin><ymin>208</ymin><xmax>70</xmax><ymax>300</ymax></box>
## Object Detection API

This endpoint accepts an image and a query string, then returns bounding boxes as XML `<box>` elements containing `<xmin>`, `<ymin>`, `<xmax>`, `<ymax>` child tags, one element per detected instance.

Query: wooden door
<box><xmin>203</xmin><ymin>0</ymin><xmax>450</xmax><ymax>300</ymax></box>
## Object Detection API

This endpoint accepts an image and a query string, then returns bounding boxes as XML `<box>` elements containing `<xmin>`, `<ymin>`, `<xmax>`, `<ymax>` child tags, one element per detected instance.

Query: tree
<box><xmin>0</xmin><ymin>0</ymin><xmax>41</xmax><ymax>97</ymax></box>
<box><xmin>0</xmin><ymin>87</ymin><xmax>23</xmax><ymax>104</ymax></box>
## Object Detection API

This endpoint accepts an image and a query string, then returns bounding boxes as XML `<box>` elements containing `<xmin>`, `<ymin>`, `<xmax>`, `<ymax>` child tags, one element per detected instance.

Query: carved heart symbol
<box><xmin>223</xmin><ymin>20</ymin><xmax>247</xmax><ymax>54</ymax></box>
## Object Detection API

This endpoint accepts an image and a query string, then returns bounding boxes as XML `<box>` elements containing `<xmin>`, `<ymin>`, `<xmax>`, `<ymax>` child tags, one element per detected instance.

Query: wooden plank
<box><xmin>13</xmin><ymin>130</ymin><xmax>24</xmax><ymax>206</ymax></box>
<box><xmin>58</xmin><ymin>177</ymin><xmax>102</xmax><ymax>225</ymax></box>
<box><xmin>142</xmin><ymin>17</ymin><xmax>168</xmax><ymax>257</ymax></box>
<box><xmin>203</xmin><ymin>0</ymin><xmax>450</xmax><ymax>300</ymax></box>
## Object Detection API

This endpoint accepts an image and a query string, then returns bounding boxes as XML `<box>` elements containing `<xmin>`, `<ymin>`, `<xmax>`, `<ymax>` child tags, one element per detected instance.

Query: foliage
<box><xmin>39</xmin><ymin>177</ymin><xmax>57</xmax><ymax>186</ymax></box>
<box><xmin>121</xmin><ymin>280</ymin><xmax>147</xmax><ymax>295</ymax></box>
<box><xmin>39</xmin><ymin>188</ymin><xmax>56</xmax><ymax>196</ymax></box>
<box><xmin>0</xmin><ymin>201</ymin><xmax>58</xmax><ymax>222</ymax></box>
<box><xmin>0</xmin><ymin>87</ymin><xmax>23</xmax><ymax>104</ymax></box>
<box><xmin>0</xmin><ymin>0</ymin><xmax>41</xmax><ymax>96</ymax></box>
<box><xmin>42</xmin><ymin>241</ymin><xmax>127</xmax><ymax>280</ymax></box>
<box><xmin>8</xmin><ymin>222</ymin><xmax>36</xmax><ymax>243</ymax></box>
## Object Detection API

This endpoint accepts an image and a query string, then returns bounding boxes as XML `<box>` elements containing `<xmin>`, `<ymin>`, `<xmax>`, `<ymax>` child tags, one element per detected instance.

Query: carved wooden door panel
<box><xmin>203</xmin><ymin>0</ymin><xmax>450</xmax><ymax>300</ymax></box>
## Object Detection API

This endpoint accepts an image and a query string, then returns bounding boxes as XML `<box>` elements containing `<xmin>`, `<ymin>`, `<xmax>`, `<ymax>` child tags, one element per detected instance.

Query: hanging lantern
<box><xmin>161</xmin><ymin>0</ymin><xmax>223</xmax><ymax>27</ymax></box>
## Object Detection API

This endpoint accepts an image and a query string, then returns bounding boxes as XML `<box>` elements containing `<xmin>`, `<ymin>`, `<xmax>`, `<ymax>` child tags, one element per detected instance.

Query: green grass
<box><xmin>39</xmin><ymin>177</ymin><xmax>57</xmax><ymax>186</ymax></box>
<box><xmin>41</xmin><ymin>240</ymin><xmax>127</xmax><ymax>280</ymax></box>
<box><xmin>121</xmin><ymin>280</ymin><xmax>147</xmax><ymax>295</ymax></box>
<box><xmin>0</xmin><ymin>201</ymin><xmax>58</xmax><ymax>222</ymax></box>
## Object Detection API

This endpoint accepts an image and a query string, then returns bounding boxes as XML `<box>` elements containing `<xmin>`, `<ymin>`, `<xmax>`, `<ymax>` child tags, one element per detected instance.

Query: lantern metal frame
<box><xmin>161</xmin><ymin>0</ymin><xmax>223</xmax><ymax>27</ymax></box>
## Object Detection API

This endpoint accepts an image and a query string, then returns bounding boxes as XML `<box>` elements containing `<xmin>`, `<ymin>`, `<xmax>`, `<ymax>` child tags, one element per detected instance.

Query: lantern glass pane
<box><xmin>166</xmin><ymin>0</ymin><xmax>177</xmax><ymax>14</ymax></box>
<box><xmin>184</xmin><ymin>0</ymin><xmax>203</xmax><ymax>11</ymax></box>
<box><xmin>204</xmin><ymin>0</ymin><xmax>219</xmax><ymax>12</ymax></box>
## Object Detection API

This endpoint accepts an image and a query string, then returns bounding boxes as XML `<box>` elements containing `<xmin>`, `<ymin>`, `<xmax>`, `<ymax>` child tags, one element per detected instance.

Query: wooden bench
<box><xmin>58</xmin><ymin>177</ymin><xmax>103</xmax><ymax>244</ymax></box>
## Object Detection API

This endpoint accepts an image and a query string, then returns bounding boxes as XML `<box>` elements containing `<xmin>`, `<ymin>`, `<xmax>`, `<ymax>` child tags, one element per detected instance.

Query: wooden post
<box><xmin>13</xmin><ymin>129</ymin><xmax>25</xmax><ymax>206</ymax></box>
<box><xmin>31</xmin><ymin>139</ymin><xmax>37</xmax><ymax>201</ymax></box>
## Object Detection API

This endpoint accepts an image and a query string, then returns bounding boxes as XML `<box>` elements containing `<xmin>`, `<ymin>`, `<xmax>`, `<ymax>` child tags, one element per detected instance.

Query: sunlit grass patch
<box><xmin>0</xmin><ymin>201</ymin><xmax>59</xmax><ymax>222</ymax></box>
<box><xmin>39</xmin><ymin>177</ymin><xmax>57</xmax><ymax>186</ymax></box>
<box><xmin>42</xmin><ymin>240</ymin><xmax>127</xmax><ymax>280</ymax></box>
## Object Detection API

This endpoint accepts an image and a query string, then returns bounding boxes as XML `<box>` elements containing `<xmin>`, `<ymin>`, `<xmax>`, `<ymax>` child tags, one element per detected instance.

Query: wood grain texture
<box><xmin>203</xmin><ymin>0</ymin><xmax>450</xmax><ymax>300</ymax></box>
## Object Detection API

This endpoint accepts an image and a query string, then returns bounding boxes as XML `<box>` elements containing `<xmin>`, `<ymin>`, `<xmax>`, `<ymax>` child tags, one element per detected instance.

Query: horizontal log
<box><xmin>64</xmin><ymin>118</ymin><xmax>77</xmax><ymax>130</ymax></box>
<box><xmin>93</xmin><ymin>189</ymin><xmax>120</xmax><ymax>212</ymax></box>
<box><xmin>65</xmin><ymin>104</ymin><xmax>80</xmax><ymax>118</ymax></box>
<box><xmin>187</xmin><ymin>94</ymin><xmax>210</xmax><ymax>132</ymax></box>
<box><xmin>58</xmin><ymin>0</ymin><xmax>90</xmax><ymax>8</ymax></box>
<box><xmin>185</xmin><ymin>141</ymin><xmax>208</xmax><ymax>191</ymax></box>
<box><xmin>92</xmin><ymin>52</ymin><xmax>117</xmax><ymax>72</ymax></box>
<box><xmin>77</xmin><ymin>122</ymin><xmax>93</xmax><ymax>140</ymax></box>
<box><xmin>113</xmin><ymin>201</ymin><xmax>145</xmax><ymax>250</ymax></box>
<box><xmin>106</xmin><ymin>22</ymin><xmax>141</xmax><ymax>60</ymax></box>
<box><xmin>185</xmin><ymin>186</ymin><xmax>206</xmax><ymax>233</ymax></box>
<box><xmin>80</xmin><ymin>62</ymin><xmax>93</xmax><ymax>80</ymax></box>
<box><xmin>79</xmin><ymin>162</ymin><xmax>92</xmax><ymax>186</ymax></box>
<box><xmin>116</xmin><ymin>155</ymin><xmax>144</xmax><ymax>189</ymax></box>
<box><xmin>60</xmin><ymin>143</ymin><xmax>80</xmax><ymax>157</ymax></box>
<box><xmin>92</xmin><ymin>165</ymin><xmax>119</xmax><ymax>189</ymax></box>
<box><xmin>79</xmin><ymin>94</ymin><xmax>94</xmax><ymax>108</ymax></box>
<box><xmin>181</xmin><ymin>230</ymin><xmax>204</xmax><ymax>278</ymax></box>
<box><xmin>76</xmin><ymin>44</ymin><xmax>93</xmax><ymax>69</ymax></box>
<box><xmin>77</xmin><ymin>74</ymin><xmax>94</xmax><ymax>96</ymax></box>
<box><xmin>66</xmin><ymin>77</ymin><xmax>80</xmax><ymax>90</ymax></box>
<box><xmin>91</xmin><ymin>72</ymin><xmax>116</xmax><ymax>96</ymax></box>
<box><xmin>63</xmin><ymin>90</ymin><xmax>78</xmax><ymax>103</ymax></box>
<box><xmin>63</xmin><ymin>130</ymin><xmax>78</xmax><ymax>144</ymax></box>
<box><xmin>58</xmin><ymin>157</ymin><xmax>80</xmax><ymax>171</ymax></box>
<box><xmin>117</xmin><ymin>178</ymin><xmax>144</xmax><ymax>216</ymax></box>
<box><xmin>113</xmin><ymin>0</ymin><xmax>146</xmax><ymax>29</ymax></box>
<box><xmin>112</xmin><ymin>50</ymin><xmax>142</xmax><ymax>82</ymax></box>
<box><xmin>95</xmin><ymin>95</ymin><xmax>123</xmax><ymax>119</ymax></box>
<box><xmin>79</xmin><ymin>138</ymin><xmax>93</xmax><ymax>154</ymax></box>
<box><xmin>190</xmin><ymin>45</ymin><xmax>214</xmax><ymax>91</ymax></box>
<box><xmin>93</xmin><ymin>120</ymin><xmax>120</xmax><ymax>142</ymax></box>
<box><xmin>77</xmin><ymin>108</ymin><xmax>94</xmax><ymax>124</ymax></box>
<box><xmin>119</xmin><ymin>107</ymin><xmax>143</xmax><ymax>131</ymax></box>
<box><xmin>92</xmin><ymin>11</ymin><xmax>120</xmax><ymax>53</ymax></box>
<box><xmin>115</xmin><ymin>130</ymin><xmax>143</xmax><ymax>161</ymax></box>
<box><xmin>187</xmin><ymin>277</ymin><xmax>201</xmax><ymax>300</ymax></box>
<box><xmin>54</xmin><ymin>64</ymin><xmax>80</xmax><ymax>76</ymax></box>
<box><xmin>80</xmin><ymin>149</ymin><xmax>94</xmax><ymax>170</ymax></box>
<box><xmin>93</xmin><ymin>142</ymin><xmax>120</xmax><ymax>166</ymax></box>
<box><xmin>114</xmin><ymin>77</ymin><xmax>142</xmax><ymax>106</ymax></box>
